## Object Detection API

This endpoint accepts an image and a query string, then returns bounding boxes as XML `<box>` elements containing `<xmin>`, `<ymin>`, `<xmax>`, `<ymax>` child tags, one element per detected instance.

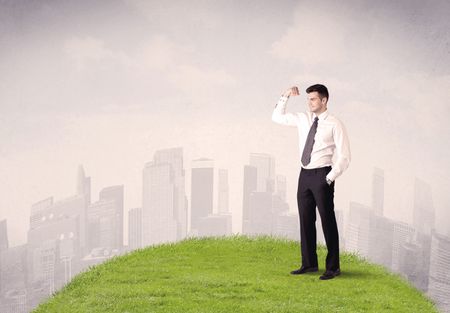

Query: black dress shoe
<box><xmin>290</xmin><ymin>266</ymin><xmax>318</xmax><ymax>275</ymax></box>
<box><xmin>319</xmin><ymin>269</ymin><xmax>341</xmax><ymax>280</ymax></box>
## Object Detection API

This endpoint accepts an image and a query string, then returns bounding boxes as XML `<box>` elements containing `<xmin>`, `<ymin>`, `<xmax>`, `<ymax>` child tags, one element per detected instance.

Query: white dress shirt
<box><xmin>272</xmin><ymin>95</ymin><xmax>351</xmax><ymax>182</ymax></box>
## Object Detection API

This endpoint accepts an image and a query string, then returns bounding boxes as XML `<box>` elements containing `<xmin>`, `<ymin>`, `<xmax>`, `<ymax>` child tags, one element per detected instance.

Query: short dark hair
<box><xmin>306</xmin><ymin>84</ymin><xmax>329</xmax><ymax>102</ymax></box>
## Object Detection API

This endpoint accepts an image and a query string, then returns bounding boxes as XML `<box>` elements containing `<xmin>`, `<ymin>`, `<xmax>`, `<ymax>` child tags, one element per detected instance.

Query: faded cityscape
<box><xmin>1</xmin><ymin>1</ymin><xmax>449</xmax><ymax>312</ymax></box>
<box><xmin>0</xmin><ymin>147</ymin><xmax>449</xmax><ymax>312</ymax></box>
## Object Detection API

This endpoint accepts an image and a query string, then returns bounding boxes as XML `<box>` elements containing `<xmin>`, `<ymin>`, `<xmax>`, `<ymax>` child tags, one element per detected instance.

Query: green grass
<box><xmin>33</xmin><ymin>235</ymin><xmax>438</xmax><ymax>313</ymax></box>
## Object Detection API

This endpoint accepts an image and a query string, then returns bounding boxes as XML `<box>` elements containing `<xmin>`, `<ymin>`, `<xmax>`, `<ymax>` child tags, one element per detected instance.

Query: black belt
<box><xmin>301</xmin><ymin>165</ymin><xmax>331</xmax><ymax>173</ymax></box>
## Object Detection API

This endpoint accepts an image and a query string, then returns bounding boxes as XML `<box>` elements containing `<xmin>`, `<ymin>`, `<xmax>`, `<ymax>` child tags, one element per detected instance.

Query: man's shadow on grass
<box><xmin>292</xmin><ymin>269</ymin><xmax>375</xmax><ymax>279</ymax></box>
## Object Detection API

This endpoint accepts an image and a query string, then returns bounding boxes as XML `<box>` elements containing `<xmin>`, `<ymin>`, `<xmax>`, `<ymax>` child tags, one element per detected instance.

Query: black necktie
<box><xmin>301</xmin><ymin>117</ymin><xmax>319</xmax><ymax>166</ymax></box>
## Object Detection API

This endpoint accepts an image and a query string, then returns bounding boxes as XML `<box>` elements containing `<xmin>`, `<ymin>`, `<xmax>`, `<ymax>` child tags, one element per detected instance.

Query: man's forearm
<box><xmin>272</xmin><ymin>95</ymin><xmax>298</xmax><ymax>126</ymax></box>
<box><xmin>326</xmin><ymin>121</ymin><xmax>351</xmax><ymax>182</ymax></box>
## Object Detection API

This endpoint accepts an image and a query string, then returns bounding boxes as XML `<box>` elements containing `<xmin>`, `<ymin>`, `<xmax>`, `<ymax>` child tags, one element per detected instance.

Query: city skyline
<box><xmin>1</xmin><ymin>0</ymin><xmax>449</xmax><ymax>247</ymax></box>
<box><xmin>2</xmin><ymin>147</ymin><xmax>443</xmax><ymax>245</ymax></box>
<box><xmin>1</xmin><ymin>147</ymin><xmax>449</xmax><ymax>312</ymax></box>
<box><xmin>2</xmin><ymin>144</ymin><xmax>450</xmax><ymax>247</ymax></box>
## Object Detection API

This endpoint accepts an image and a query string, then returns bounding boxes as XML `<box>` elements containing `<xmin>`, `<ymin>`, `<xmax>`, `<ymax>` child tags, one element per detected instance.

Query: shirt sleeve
<box><xmin>326</xmin><ymin>119</ymin><xmax>351</xmax><ymax>182</ymax></box>
<box><xmin>271</xmin><ymin>96</ymin><xmax>299</xmax><ymax>127</ymax></box>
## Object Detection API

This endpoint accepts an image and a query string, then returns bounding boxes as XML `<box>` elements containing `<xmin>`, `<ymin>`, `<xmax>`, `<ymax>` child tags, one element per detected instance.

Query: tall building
<box><xmin>391</xmin><ymin>221</ymin><xmax>415</xmax><ymax>272</ymax></box>
<box><xmin>76</xmin><ymin>164</ymin><xmax>91</xmax><ymax>208</ymax></box>
<box><xmin>153</xmin><ymin>147</ymin><xmax>187</xmax><ymax>241</ymax></box>
<box><xmin>271</xmin><ymin>187</ymin><xmax>290</xmax><ymax>239</ymax></box>
<box><xmin>271</xmin><ymin>193</ymin><xmax>289</xmax><ymax>217</ymax></box>
<box><xmin>153</xmin><ymin>147</ymin><xmax>188</xmax><ymax>240</ymax></box>
<box><xmin>368</xmin><ymin>215</ymin><xmax>394</xmax><ymax>268</ymax></box>
<box><xmin>247</xmin><ymin>191</ymin><xmax>273</xmax><ymax>235</ymax></box>
<box><xmin>249</xmin><ymin>153</ymin><xmax>275</xmax><ymax>193</ymax></box>
<box><xmin>396</xmin><ymin>230</ymin><xmax>431</xmax><ymax>293</ymax></box>
<box><xmin>244</xmin><ymin>153</ymin><xmax>285</xmax><ymax>237</ymax></box>
<box><xmin>31</xmin><ymin>240</ymin><xmax>57</xmax><ymax>295</ymax></box>
<box><xmin>398</xmin><ymin>241</ymin><xmax>424</xmax><ymax>288</ymax></box>
<box><xmin>275</xmin><ymin>175</ymin><xmax>287</xmax><ymax>202</ymax></box>
<box><xmin>345</xmin><ymin>202</ymin><xmax>372</xmax><ymax>257</ymax></box>
<box><xmin>190</xmin><ymin>158</ymin><xmax>214</xmax><ymax>233</ymax></box>
<box><xmin>23</xmin><ymin>166</ymin><xmax>91</xmax><ymax>310</ymax></box>
<box><xmin>29</xmin><ymin>198</ymin><xmax>54</xmax><ymax>234</ymax></box>
<box><xmin>0</xmin><ymin>244</ymin><xmax>28</xmax><ymax>313</ymax></box>
<box><xmin>0</xmin><ymin>219</ymin><xmax>9</xmax><ymax>296</ymax></box>
<box><xmin>413</xmin><ymin>177</ymin><xmax>435</xmax><ymax>235</ymax></box>
<box><xmin>142</xmin><ymin>147</ymin><xmax>187</xmax><ymax>246</ymax></box>
<box><xmin>87</xmin><ymin>195</ymin><xmax>123</xmax><ymax>253</ymax></box>
<box><xmin>218</xmin><ymin>169</ymin><xmax>229</xmax><ymax>214</ymax></box>
<box><xmin>274</xmin><ymin>212</ymin><xmax>300</xmax><ymax>241</ymax></box>
<box><xmin>128</xmin><ymin>208</ymin><xmax>142</xmax><ymax>250</ymax></box>
<box><xmin>0</xmin><ymin>219</ymin><xmax>8</xmax><ymax>251</ymax></box>
<box><xmin>242</xmin><ymin>165</ymin><xmax>257</xmax><ymax>234</ymax></box>
<box><xmin>27</xmin><ymin>198</ymin><xmax>81</xmax><ymax>299</ymax></box>
<box><xmin>96</xmin><ymin>185</ymin><xmax>124</xmax><ymax>249</ymax></box>
<box><xmin>428</xmin><ymin>231</ymin><xmax>450</xmax><ymax>312</ymax></box>
<box><xmin>371</xmin><ymin>167</ymin><xmax>384</xmax><ymax>216</ymax></box>
<box><xmin>142</xmin><ymin>161</ymin><xmax>178</xmax><ymax>246</ymax></box>
<box><xmin>27</xmin><ymin>196</ymin><xmax>84</xmax><ymax>253</ymax></box>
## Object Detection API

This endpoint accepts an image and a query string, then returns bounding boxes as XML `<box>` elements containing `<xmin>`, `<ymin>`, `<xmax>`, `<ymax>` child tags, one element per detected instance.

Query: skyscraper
<box><xmin>413</xmin><ymin>177</ymin><xmax>435</xmax><ymax>235</ymax></box>
<box><xmin>249</xmin><ymin>153</ymin><xmax>275</xmax><ymax>193</ymax></box>
<box><xmin>275</xmin><ymin>175</ymin><xmax>287</xmax><ymax>202</ymax></box>
<box><xmin>391</xmin><ymin>220</ymin><xmax>415</xmax><ymax>272</ymax></box>
<box><xmin>0</xmin><ymin>244</ymin><xmax>27</xmax><ymax>313</ymax></box>
<box><xmin>0</xmin><ymin>219</ymin><xmax>9</xmax><ymax>296</ymax></box>
<box><xmin>345</xmin><ymin>202</ymin><xmax>372</xmax><ymax>257</ymax></box>
<box><xmin>142</xmin><ymin>147</ymin><xmax>187</xmax><ymax>246</ymax></box>
<box><xmin>152</xmin><ymin>147</ymin><xmax>187</xmax><ymax>241</ymax></box>
<box><xmin>371</xmin><ymin>167</ymin><xmax>384</xmax><ymax>216</ymax></box>
<box><xmin>75</xmin><ymin>165</ymin><xmax>91</xmax><ymax>254</ymax></box>
<box><xmin>248</xmin><ymin>191</ymin><xmax>273</xmax><ymax>235</ymax></box>
<box><xmin>218</xmin><ymin>169</ymin><xmax>229</xmax><ymax>214</ymax></box>
<box><xmin>368</xmin><ymin>215</ymin><xmax>394</xmax><ymax>268</ymax></box>
<box><xmin>274</xmin><ymin>212</ymin><xmax>300</xmax><ymax>241</ymax></box>
<box><xmin>0</xmin><ymin>219</ymin><xmax>8</xmax><ymax>251</ymax></box>
<box><xmin>397</xmin><ymin>231</ymin><xmax>431</xmax><ymax>292</ymax></box>
<box><xmin>242</xmin><ymin>165</ymin><xmax>257</xmax><ymax>234</ymax></box>
<box><xmin>142</xmin><ymin>161</ymin><xmax>178</xmax><ymax>246</ymax></box>
<box><xmin>128</xmin><ymin>208</ymin><xmax>142</xmax><ymax>250</ymax></box>
<box><xmin>87</xmin><ymin>197</ymin><xmax>122</xmax><ymax>252</ymax></box>
<box><xmin>98</xmin><ymin>185</ymin><xmax>124</xmax><ymax>249</ymax></box>
<box><xmin>428</xmin><ymin>231</ymin><xmax>450</xmax><ymax>312</ymax></box>
<box><xmin>190</xmin><ymin>158</ymin><xmax>214</xmax><ymax>234</ymax></box>
<box><xmin>27</xmin><ymin>197</ymin><xmax>82</xmax><ymax>297</ymax></box>
<box><xmin>398</xmin><ymin>241</ymin><xmax>424</xmax><ymax>288</ymax></box>
<box><xmin>76</xmin><ymin>164</ymin><xmax>91</xmax><ymax>207</ymax></box>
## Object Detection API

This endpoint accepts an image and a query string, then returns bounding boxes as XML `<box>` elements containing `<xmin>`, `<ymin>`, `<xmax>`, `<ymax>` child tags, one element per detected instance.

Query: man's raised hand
<box><xmin>283</xmin><ymin>86</ymin><xmax>300</xmax><ymax>97</ymax></box>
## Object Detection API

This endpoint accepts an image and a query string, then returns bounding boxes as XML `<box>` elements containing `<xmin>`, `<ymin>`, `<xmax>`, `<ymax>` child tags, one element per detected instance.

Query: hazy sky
<box><xmin>1</xmin><ymin>0</ymin><xmax>449</xmax><ymax>246</ymax></box>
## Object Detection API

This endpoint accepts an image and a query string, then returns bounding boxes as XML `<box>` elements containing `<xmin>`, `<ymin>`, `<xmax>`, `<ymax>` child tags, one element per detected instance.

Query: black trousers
<box><xmin>297</xmin><ymin>165</ymin><xmax>340</xmax><ymax>271</ymax></box>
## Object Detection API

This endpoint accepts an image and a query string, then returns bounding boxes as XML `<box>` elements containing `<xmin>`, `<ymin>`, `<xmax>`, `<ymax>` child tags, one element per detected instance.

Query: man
<box><xmin>272</xmin><ymin>84</ymin><xmax>351</xmax><ymax>280</ymax></box>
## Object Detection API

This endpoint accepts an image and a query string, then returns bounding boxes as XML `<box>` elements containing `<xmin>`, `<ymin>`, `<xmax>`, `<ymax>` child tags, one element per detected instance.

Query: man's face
<box><xmin>307</xmin><ymin>91</ymin><xmax>327</xmax><ymax>114</ymax></box>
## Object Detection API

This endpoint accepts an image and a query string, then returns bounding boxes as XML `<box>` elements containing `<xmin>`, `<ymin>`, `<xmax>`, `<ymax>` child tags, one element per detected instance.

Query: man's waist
<box><xmin>301</xmin><ymin>165</ymin><xmax>332</xmax><ymax>172</ymax></box>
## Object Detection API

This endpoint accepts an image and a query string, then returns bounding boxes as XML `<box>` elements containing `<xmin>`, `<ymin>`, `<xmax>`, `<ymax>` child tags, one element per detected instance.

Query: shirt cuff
<box><xmin>275</xmin><ymin>95</ymin><xmax>289</xmax><ymax>108</ymax></box>
<box><xmin>326</xmin><ymin>171</ymin><xmax>337</xmax><ymax>182</ymax></box>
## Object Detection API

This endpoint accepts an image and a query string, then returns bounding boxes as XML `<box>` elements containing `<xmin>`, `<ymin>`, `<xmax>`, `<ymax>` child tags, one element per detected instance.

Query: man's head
<box><xmin>306</xmin><ymin>84</ymin><xmax>329</xmax><ymax>115</ymax></box>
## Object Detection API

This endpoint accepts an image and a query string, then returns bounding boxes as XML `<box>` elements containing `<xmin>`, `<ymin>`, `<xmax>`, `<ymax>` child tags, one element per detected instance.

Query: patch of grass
<box><xmin>33</xmin><ymin>235</ymin><xmax>438</xmax><ymax>312</ymax></box>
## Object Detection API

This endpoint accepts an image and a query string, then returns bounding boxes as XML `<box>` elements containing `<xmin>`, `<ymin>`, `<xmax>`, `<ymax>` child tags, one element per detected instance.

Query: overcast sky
<box><xmin>1</xmin><ymin>0</ymin><xmax>449</xmax><ymax>246</ymax></box>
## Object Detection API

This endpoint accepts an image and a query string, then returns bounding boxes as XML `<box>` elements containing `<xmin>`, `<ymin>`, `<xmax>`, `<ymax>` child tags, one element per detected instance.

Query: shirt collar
<box><xmin>313</xmin><ymin>109</ymin><xmax>329</xmax><ymax>121</ymax></box>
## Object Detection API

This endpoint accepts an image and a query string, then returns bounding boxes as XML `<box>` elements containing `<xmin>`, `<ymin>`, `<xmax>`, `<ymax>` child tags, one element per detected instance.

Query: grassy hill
<box><xmin>33</xmin><ymin>235</ymin><xmax>438</xmax><ymax>313</ymax></box>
